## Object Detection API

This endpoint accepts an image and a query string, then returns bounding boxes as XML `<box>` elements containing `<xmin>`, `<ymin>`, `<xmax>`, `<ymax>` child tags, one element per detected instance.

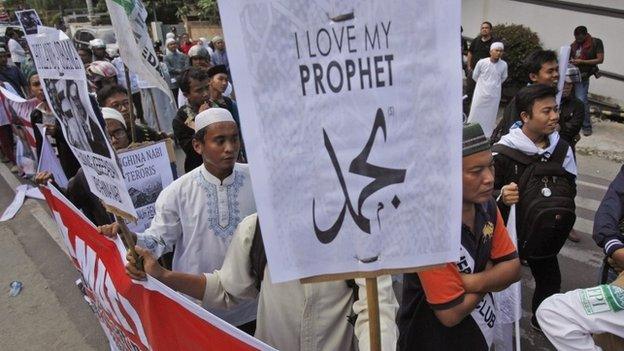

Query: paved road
<box><xmin>0</xmin><ymin>152</ymin><xmax>620</xmax><ymax>350</ymax></box>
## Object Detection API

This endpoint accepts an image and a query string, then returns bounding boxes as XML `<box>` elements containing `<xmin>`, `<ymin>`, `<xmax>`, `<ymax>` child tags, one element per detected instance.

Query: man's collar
<box><xmin>199</xmin><ymin>165</ymin><xmax>236</xmax><ymax>186</ymax></box>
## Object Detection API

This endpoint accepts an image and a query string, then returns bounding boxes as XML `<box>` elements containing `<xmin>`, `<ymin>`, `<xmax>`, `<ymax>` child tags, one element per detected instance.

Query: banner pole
<box><xmin>124</xmin><ymin>64</ymin><xmax>136</xmax><ymax>144</ymax></box>
<box><xmin>365</xmin><ymin>277</ymin><xmax>381</xmax><ymax>351</ymax></box>
<box><xmin>114</xmin><ymin>214</ymin><xmax>143</xmax><ymax>271</ymax></box>
<box><xmin>147</xmin><ymin>89</ymin><xmax>163</xmax><ymax>132</ymax></box>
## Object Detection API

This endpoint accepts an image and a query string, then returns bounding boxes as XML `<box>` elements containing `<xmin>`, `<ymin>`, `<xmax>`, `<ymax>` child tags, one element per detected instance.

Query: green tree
<box><xmin>492</xmin><ymin>23</ymin><xmax>543</xmax><ymax>89</ymax></box>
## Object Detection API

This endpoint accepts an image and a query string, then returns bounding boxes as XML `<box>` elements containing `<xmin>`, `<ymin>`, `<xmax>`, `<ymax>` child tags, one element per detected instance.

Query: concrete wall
<box><xmin>185</xmin><ymin>21</ymin><xmax>223</xmax><ymax>41</ymax></box>
<box><xmin>462</xmin><ymin>0</ymin><xmax>624</xmax><ymax>104</ymax></box>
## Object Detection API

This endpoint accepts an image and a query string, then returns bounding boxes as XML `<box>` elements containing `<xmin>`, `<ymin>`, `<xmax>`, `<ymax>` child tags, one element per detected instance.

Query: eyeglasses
<box><xmin>109</xmin><ymin>128</ymin><xmax>127</xmax><ymax>139</ymax></box>
<box><xmin>109</xmin><ymin>100</ymin><xmax>130</xmax><ymax>110</ymax></box>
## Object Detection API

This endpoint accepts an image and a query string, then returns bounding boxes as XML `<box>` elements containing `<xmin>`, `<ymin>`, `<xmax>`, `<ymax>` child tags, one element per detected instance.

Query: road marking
<box><xmin>573</xmin><ymin>217</ymin><xmax>594</xmax><ymax>236</ymax></box>
<box><xmin>576</xmin><ymin>196</ymin><xmax>601</xmax><ymax>212</ymax></box>
<box><xmin>577</xmin><ymin>180</ymin><xmax>609</xmax><ymax>191</ymax></box>
<box><xmin>559</xmin><ymin>244</ymin><xmax>603</xmax><ymax>269</ymax></box>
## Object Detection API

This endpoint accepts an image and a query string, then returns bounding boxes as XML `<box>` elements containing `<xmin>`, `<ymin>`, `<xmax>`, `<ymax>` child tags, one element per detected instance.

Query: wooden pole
<box><xmin>365</xmin><ymin>277</ymin><xmax>381</xmax><ymax>351</ymax></box>
<box><xmin>114</xmin><ymin>214</ymin><xmax>143</xmax><ymax>271</ymax></box>
<box><xmin>123</xmin><ymin>65</ymin><xmax>136</xmax><ymax>144</ymax></box>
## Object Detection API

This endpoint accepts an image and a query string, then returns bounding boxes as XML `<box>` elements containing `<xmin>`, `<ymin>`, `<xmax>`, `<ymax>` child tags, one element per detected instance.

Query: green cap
<box><xmin>463</xmin><ymin>123</ymin><xmax>490</xmax><ymax>157</ymax></box>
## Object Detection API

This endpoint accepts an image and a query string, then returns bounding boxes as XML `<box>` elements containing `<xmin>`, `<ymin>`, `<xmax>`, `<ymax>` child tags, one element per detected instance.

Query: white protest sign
<box><xmin>556</xmin><ymin>46</ymin><xmax>571</xmax><ymax>106</ymax></box>
<box><xmin>219</xmin><ymin>0</ymin><xmax>462</xmax><ymax>282</ymax></box>
<box><xmin>118</xmin><ymin>141</ymin><xmax>175</xmax><ymax>232</ymax></box>
<box><xmin>26</xmin><ymin>26</ymin><xmax>137</xmax><ymax>218</ymax></box>
<box><xmin>105</xmin><ymin>0</ymin><xmax>174</xmax><ymax>102</ymax></box>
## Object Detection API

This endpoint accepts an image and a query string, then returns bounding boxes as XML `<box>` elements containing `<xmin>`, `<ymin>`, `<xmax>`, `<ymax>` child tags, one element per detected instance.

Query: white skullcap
<box><xmin>102</xmin><ymin>107</ymin><xmax>126</xmax><ymax>128</ymax></box>
<box><xmin>89</xmin><ymin>38</ymin><xmax>105</xmax><ymax>48</ymax></box>
<box><xmin>165</xmin><ymin>38</ymin><xmax>176</xmax><ymax>46</ymax></box>
<box><xmin>490</xmin><ymin>42</ymin><xmax>504</xmax><ymax>50</ymax></box>
<box><xmin>166</xmin><ymin>32</ymin><xmax>175</xmax><ymax>39</ymax></box>
<box><xmin>195</xmin><ymin>108</ymin><xmax>236</xmax><ymax>132</ymax></box>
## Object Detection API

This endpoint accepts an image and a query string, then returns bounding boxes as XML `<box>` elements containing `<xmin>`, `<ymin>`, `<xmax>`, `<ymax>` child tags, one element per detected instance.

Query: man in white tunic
<box><xmin>468</xmin><ymin>42</ymin><xmax>508</xmax><ymax>137</ymax></box>
<box><xmin>124</xmin><ymin>214</ymin><xmax>399</xmax><ymax>351</ymax></box>
<box><xmin>100</xmin><ymin>107</ymin><xmax>257</xmax><ymax>333</ymax></box>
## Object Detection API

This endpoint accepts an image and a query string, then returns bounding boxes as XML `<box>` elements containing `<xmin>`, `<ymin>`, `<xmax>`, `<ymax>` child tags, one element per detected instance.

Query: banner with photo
<box><xmin>119</xmin><ymin>141</ymin><xmax>176</xmax><ymax>232</ymax></box>
<box><xmin>41</xmin><ymin>185</ymin><xmax>275</xmax><ymax>351</ymax></box>
<box><xmin>16</xmin><ymin>9</ymin><xmax>42</xmax><ymax>35</ymax></box>
<box><xmin>26</xmin><ymin>27</ymin><xmax>137</xmax><ymax>218</ymax></box>
<box><xmin>219</xmin><ymin>0</ymin><xmax>463</xmax><ymax>282</ymax></box>
<box><xmin>105</xmin><ymin>0</ymin><xmax>174</xmax><ymax>102</ymax></box>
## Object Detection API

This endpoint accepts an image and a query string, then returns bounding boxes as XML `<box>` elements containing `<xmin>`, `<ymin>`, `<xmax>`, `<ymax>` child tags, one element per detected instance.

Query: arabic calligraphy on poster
<box><xmin>220</xmin><ymin>0</ymin><xmax>463</xmax><ymax>282</ymax></box>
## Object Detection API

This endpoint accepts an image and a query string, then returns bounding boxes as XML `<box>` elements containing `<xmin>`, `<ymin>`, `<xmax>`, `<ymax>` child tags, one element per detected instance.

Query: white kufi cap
<box><xmin>102</xmin><ymin>107</ymin><xmax>126</xmax><ymax>128</ymax></box>
<box><xmin>165</xmin><ymin>38</ymin><xmax>176</xmax><ymax>46</ymax></box>
<box><xmin>194</xmin><ymin>108</ymin><xmax>236</xmax><ymax>132</ymax></box>
<box><xmin>490</xmin><ymin>42</ymin><xmax>504</xmax><ymax>50</ymax></box>
<box><xmin>166</xmin><ymin>32</ymin><xmax>175</xmax><ymax>39</ymax></box>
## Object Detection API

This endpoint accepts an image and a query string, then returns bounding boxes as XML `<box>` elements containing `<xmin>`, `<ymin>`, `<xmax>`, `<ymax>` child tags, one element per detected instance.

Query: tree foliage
<box><xmin>492</xmin><ymin>23</ymin><xmax>543</xmax><ymax>86</ymax></box>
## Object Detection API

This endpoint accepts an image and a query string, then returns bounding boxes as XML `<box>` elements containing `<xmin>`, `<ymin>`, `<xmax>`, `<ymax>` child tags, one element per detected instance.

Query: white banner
<box><xmin>119</xmin><ymin>141</ymin><xmax>175</xmax><ymax>232</ymax></box>
<box><xmin>219</xmin><ymin>0</ymin><xmax>463</xmax><ymax>282</ymax></box>
<box><xmin>105</xmin><ymin>0</ymin><xmax>174</xmax><ymax>102</ymax></box>
<box><xmin>37</xmin><ymin>124</ymin><xmax>69</xmax><ymax>188</ymax></box>
<box><xmin>26</xmin><ymin>27</ymin><xmax>137</xmax><ymax>218</ymax></box>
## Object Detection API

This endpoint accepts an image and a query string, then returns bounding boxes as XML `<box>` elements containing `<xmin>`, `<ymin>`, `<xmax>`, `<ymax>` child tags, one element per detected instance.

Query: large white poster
<box><xmin>219</xmin><ymin>0</ymin><xmax>463</xmax><ymax>282</ymax></box>
<box><xmin>26</xmin><ymin>27</ymin><xmax>137</xmax><ymax>218</ymax></box>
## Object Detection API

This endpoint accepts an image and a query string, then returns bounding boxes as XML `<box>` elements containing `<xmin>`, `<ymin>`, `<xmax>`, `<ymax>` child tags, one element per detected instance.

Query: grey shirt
<box><xmin>163</xmin><ymin>51</ymin><xmax>189</xmax><ymax>89</ymax></box>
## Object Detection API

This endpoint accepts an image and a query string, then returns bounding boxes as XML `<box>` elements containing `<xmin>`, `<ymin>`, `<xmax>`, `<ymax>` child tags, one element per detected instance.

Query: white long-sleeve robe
<box><xmin>468</xmin><ymin>58</ymin><xmax>508</xmax><ymax>136</ymax></box>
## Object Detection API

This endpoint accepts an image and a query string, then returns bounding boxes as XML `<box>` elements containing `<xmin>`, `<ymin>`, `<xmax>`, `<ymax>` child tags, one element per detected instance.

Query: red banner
<box><xmin>41</xmin><ymin>185</ymin><xmax>274</xmax><ymax>351</ymax></box>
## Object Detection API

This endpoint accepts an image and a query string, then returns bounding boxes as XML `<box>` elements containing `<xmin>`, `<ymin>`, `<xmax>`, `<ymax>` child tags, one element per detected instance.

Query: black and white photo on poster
<box><xmin>25</xmin><ymin>26</ymin><xmax>137</xmax><ymax>218</ymax></box>
<box><xmin>119</xmin><ymin>141</ymin><xmax>175</xmax><ymax>231</ymax></box>
<box><xmin>42</xmin><ymin>78</ymin><xmax>110</xmax><ymax>158</ymax></box>
<box><xmin>16</xmin><ymin>9</ymin><xmax>42</xmax><ymax>35</ymax></box>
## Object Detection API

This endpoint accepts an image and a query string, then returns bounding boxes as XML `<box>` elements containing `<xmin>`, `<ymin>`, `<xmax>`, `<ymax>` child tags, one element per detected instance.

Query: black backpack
<box><xmin>492</xmin><ymin>140</ymin><xmax>576</xmax><ymax>260</ymax></box>
<box><xmin>249</xmin><ymin>218</ymin><xmax>360</xmax><ymax>325</ymax></box>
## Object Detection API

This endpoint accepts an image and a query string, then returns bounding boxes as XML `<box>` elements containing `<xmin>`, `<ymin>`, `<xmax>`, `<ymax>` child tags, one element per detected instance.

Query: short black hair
<box><xmin>193</xmin><ymin>128</ymin><xmax>207</xmax><ymax>143</ymax></box>
<box><xmin>78</xmin><ymin>47</ymin><xmax>92</xmax><ymax>55</ymax></box>
<box><xmin>574</xmin><ymin>26</ymin><xmax>588</xmax><ymax>36</ymax></box>
<box><xmin>178</xmin><ymin>67</ymin><xmax>209</xmax><ymax>94</ymax></box>
<box><xmin>482</xmin><ymin>21</ymin><xmax>493</xmax><ymax>29</ymax></box>
<box><xmin>524</xmin><ymin>50</ymin><xmax>558</xmax><ymax>76</ymax></box>
<box><xmin>97</xmin><ymin>84</ymin><xmax>128</xmax><ymax>106</ymax></box>
<box><xmin>515</xmin><ymin>84</ymin><xmax>557</xmax><ymax>117</ymax></box>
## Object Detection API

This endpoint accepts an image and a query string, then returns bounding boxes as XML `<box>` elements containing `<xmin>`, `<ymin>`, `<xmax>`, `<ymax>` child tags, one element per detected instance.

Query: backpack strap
<box><xmin>249</xmin><ymin>217</ymin><xmax>267</xmax><ymax>291</ymax></box>
<box><xmin>549</xmin><ymin>139</ymin><xmax>570</xmax><ymax>166</ymax></box>
<box><xmin>491</xmin><ymin>144</ymin><xmax>536</xmax><ymax>165</ymax></box>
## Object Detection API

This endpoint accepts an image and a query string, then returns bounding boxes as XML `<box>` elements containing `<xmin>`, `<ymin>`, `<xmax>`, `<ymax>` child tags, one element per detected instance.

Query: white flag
<box><xmin>105</xmin><ymin>0</ymin><xmax>174</xmax><ymax>102</ymax></box>
<box><xmin>495</xmin><ymin>205</ymin><xmax>522</xmax><ymax>324</ymax></box>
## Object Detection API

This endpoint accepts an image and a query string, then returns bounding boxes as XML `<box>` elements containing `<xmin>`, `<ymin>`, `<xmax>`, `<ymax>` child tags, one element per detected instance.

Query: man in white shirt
<box><xmin>100</xmin><ymin>107</ymin><xmax>257</xmax><ymax>333</ymax></box>
<box><xmin>6</xmin><ymin>28</ymin><xmax>26</xmax><ymax>67</ymax></box>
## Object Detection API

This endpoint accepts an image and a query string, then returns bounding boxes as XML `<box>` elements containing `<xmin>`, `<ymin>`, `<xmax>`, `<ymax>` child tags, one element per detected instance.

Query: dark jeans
<box><xmin>527</xmin><ymin>256</ymin><xmax>561</xmax><ymax>316</ymax></box>
<box><xmin>574</xmin><ymin>79</ymin><xmax>591</xmax><ymax>131</ymax></box>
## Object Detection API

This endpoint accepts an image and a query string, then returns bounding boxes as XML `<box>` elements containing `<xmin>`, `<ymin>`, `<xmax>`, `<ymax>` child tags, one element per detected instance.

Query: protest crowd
<box><xmin>1</xmin><ymin>4</ymin><xmax>623</xmax><ymax>351</ymax></box>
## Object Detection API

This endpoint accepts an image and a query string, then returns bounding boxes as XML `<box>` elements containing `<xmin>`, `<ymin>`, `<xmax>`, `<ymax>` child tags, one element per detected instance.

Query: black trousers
<box><xmin>527</xmin><ymin>256</ymin><xmax>561</xmax><ymax>316</ymax></box>
<box><xmin>237</xmin><ymin>319</ymin><xmax>256</xmax><ymax>336</ymax></box>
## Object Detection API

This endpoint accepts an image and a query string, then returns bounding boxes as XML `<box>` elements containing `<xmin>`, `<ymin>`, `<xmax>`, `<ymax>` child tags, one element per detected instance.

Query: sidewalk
<box><xmin>0</xmin><ymin>162</ymin><xmax>108</xmax><ymax>350</ymax></box>
<box><xmin>576</xmin><ymin>117</ymin><xmax>624</xmax><ymax>163</ymax></box>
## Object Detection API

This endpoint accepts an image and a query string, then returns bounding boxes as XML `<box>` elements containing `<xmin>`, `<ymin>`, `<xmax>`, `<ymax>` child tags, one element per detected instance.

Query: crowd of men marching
<box><xmin>0</xmin><ymin>19</ymin><xmax>622</xmax><ymax>351</ymax></box>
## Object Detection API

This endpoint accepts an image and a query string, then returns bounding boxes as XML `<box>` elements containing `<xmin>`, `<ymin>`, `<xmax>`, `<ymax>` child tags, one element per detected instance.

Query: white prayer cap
<box><xmin>195</xmin><ymin>108</ymin><xmax>236</xmax><ymax>132</ymax></box>
<box><xmin>165</xmin><ymin>38</ymin><xmax>176</xmax><ymax>46</ymax></box>
<box><xmin>89</xmin><ymin>38</ymin><xmax>106</xmax><ymax>48</ymax></box>
<box><xmin>165</xmin><ymin>32</ymin><xmax>175</xmax><ymax>39</ymax></box>
<box><xmin>102</xmin><ymin>107</ymin><xmax>126</xmax><ymax>128</ymax></box>
<box><xmin>199</xmin><ymin>37</ymin><xmax>207</xmax><ymax>44</ymax></box>
<box><xmin>490</xmin><ymin>42</ymin><xmax>504</xmax><ymax>50</ymax></box>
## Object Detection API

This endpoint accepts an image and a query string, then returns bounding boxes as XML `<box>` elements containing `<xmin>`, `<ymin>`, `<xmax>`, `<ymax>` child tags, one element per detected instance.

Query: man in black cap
<box><xmin>207</xmin><ymin>64</ymin><xmax>245</xmax><ymax>162</ymax></box>
<box><xmin>398</xmin><ymin>123</ymin><xmax>520</xmax><ymax>351</ymax></box>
